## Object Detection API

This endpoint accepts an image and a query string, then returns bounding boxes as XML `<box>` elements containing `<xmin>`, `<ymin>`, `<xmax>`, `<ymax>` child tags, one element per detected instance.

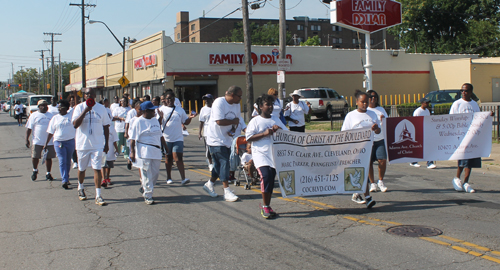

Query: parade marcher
<box><xmin>366</xmin><ymin>90</ymin><xmax>389</xmax><ymax>192</ymax></box>
<box><xmin>69</xmin><ymin>95</ymin><xmax>79</xmax><ymax>169</ymax></box>
<box><xmin>123</xmin><ymin>91</ymin><xmax>133</xmax><ymax>107</ymax></box>
<box><xmin>228</xmin><ymin>116</ymin><xmax>247</xmax><ymax>182</ymax></box>
<box><xmin>251</xmin><ymin>88</ymin><xmax>283</xmax><ymax>120</ymax></box>
<box><xmin>72</xmin><ymin>88</ymin><xmax>111</xmax><ymax>206</ymax></box>
<box><xmin>410</xmin><ymin>97</ymin><xmax>436</xmax><ymax>169</ymax></box>
<box><xmin>158</xmin><ymin>91</ymin><xmax>196</xmax><ymax>185</ymax></box>
<box><xmin>152</xmin><ymin>96</ymin><xmax>161</xmax><ymax>107</ymax></box>
<box><xmin>124</xmin><ymin>99</ymin><xmax>138</xmax><ymax>160</ymax></box>
<box><xmin>102</xmin><ymin>99</ymin><xmax>119</xmax><ymax>187</ymax></box>
<box><xmin>246</xmin><ymin>94</ymin><xmax>288</xmax><ymax>218</ymax></box>
<box><xmin>450</xmin><ymin>83</ymin><xmax>492</xmax><ymax>193</ymax></box>
<box><xmin>47</xmin><ymin>96</ymin><xmax>59</xmax><ymax>114</ymax></box>
<box><xmin>144</xmin><ymin>95</ymin><xmax>151</xmax><ymax>101</ymax></box>
<box><xmin>343</xmin><ymin>90</ymin><xmax>381</xmax><ymax>208</ymax></box>
<box><xmin>26</xmin><ymin>100</ymin><xmax>55</xmax><ymax>181</ymax></box>
<box><xmin>284</xmin><ymin>90</ymin><xmax>312</xmax><ymax>132</ymax></box>
<box><xmin>112</xmin><ymin>97</ymin><xmax>130</xmax><ymax>156</ymax></box>
<box><xmin>129</xmin><ymin>101</ymin><xmax>168</xmax><ymax>205</ymax></box>
<box><xmin>44</xmin><ymin>99</ymin><xmax>76</xmax><ymax>189</ymax></box>
<box><xmin>202</xmin><ymin>85</ymin><xmax>242</xmax><ymax>202</ymax></box>
<box><xmin>14</xmin><ymin>100</ymin><xmax>24</xmax><ymax>126</ymax></box>
<box><xmin>110</xmin><ymin>96</ymin><xmax>120</xmax><ymax>112</ymax></box>
<box><xmin>198</xmin><ymin>94</ymin><xmax>214</xmax><ymax>171</ymax></box>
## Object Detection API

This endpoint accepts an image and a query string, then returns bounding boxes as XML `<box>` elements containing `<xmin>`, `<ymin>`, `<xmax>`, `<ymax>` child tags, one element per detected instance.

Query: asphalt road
<box><xmin>1</xmin><ymin>112</ymin><xmax>500</xmax><ymax>269</ymax></box>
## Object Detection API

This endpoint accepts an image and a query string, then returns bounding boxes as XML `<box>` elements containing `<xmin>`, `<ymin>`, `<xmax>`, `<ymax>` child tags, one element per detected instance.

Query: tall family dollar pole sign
<box><xmin>324</xmin><ymin>0</ymin><xmax>401</xmax><ymax>90</ymax></box>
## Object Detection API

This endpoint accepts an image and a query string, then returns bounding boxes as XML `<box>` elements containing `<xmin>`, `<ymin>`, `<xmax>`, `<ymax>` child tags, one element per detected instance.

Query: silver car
<box><xmin>295</xmin><ymin>87</ymin><xmax>348</xmax><ymax>119</ymax></box>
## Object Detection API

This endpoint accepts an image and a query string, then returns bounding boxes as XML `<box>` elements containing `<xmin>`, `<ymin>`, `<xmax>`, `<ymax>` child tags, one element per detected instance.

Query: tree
<box><xmin>389</xmin><ymin>0</ymin><xmax>500</xmax><ymax>56</ymax></box>
<box><xmin>13</xmin><ymin>68</ymin><xmax>40</xmax><ymax>92</ymax></box>
<box><xmin>220</xmin><ymin>21</ymin><xmax>293</xmax><ymax>45</ymax></box>
<box><xmin>300</xmin><ymin>36</ymin><xmax>321</xmax><ymax>46</ymax></box>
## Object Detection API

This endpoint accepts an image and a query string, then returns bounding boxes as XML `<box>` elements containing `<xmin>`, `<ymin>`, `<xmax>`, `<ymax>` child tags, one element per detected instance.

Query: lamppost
<box><xmin>88</xmin><ymin>20</ymin><xmax>136</xmax><ymax>87</ymax></box>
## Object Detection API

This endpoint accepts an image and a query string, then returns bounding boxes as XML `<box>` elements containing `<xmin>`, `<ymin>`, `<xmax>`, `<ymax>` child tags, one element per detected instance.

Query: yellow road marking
<box><xmin>468</xmin><ymin>251</ymin><xmax>483</xmax><ymax>257</ymax></box>
<box><xmin>420</xmin><ymin>237</ymin><xmax>451</xmax><ymax>246</ymax></box>
<box><xmin>452</xmin><ymin>246</ymin><xmax>470</xmax><ymax>253</ymax></box>
<box><xmin>482</xmin><ymin>255</ymin><xmax>500</xmax><ymax>264</ymax></box>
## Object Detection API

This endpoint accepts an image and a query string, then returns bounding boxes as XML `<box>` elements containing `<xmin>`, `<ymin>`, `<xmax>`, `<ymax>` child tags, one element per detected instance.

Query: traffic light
<box><xmin>7</xmin><ymin>84</ymin><xmax>10</xmax><ymax>89</ymax></box>
<box><xmin>19</xmin><ymin>83</ymin><xmax>22</xmax><ymax>89</ymax></box>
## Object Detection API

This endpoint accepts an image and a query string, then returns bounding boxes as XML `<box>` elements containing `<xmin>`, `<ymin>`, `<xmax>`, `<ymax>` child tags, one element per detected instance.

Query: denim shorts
<box><xmin>209</xmin><ymin>145</ymin><xmax>230</xmax><ymax>182</ymax></box>
<box><xmin>166</xmin><ymin>141</ymin><xmax>184</xmax><ymax>154</ymax></box>
<box><xmin>458</xmin><ymin>158</ymin><xmax>481</xmax><ymax>168</ymax></box>
<box><xmin>371</xmin><ymin>140</ymin><xmax>387</xmax><ymax>161</ymax></box>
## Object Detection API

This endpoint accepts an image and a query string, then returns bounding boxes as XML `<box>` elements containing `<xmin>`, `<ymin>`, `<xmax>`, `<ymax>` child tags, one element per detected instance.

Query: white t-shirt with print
<box><xmin>14</xmin><ymin>104</ymin><xmax>24</xmax><ymax>115</ymax></box>
<box><xmin>106</xmin><ymin>108</ymin><xmax>118</xmax><ymax>143</ymax></box>
<box><xmin>125</xmin><ymin>109</ymin><xmax>137</xmax><ymax>124</ymax></box>
<box><xmin>71</xmin><ymin>102</ymin><xmax>112</xmax><ymax>151</ymax></box>
<box><xmin>367</xmin><ymin>106</ymin><xmax>388</xmax><ymax>141</ymax></box>
<box><xmin>271</xmin><ymin>98</ymin><xmax>283</xmax><ymax>119</ymax></box>
<box><xmin>110</xmin><ymin>103</ymin><xmax>119</xmax><ymax>113</ymax></box>
<box><xmin>129</xmin><ymin>116</ymin><xmax>163</xmax><ymax>160</ymax></box>
<box><xmin>450</xmin><ymin>99</ymin><xmax>480</xmax><ymax>114</ymax></box>
<box><xmin>158</xmin><ymin>106</ymin><xmax>188</xmax><ymax>143</ymax></box>
<box><xmin>198</xmin><ymin>106</ymin><xmax>211</xmax><ymax>137</ymax></box>
<box><xmin>246</xmin><ymin>115</ymin><xmax>288</xmax><ymax>169</ymax></box>
<box><xmin>47</xmin><ymin>113</ymin><xmax>76</xmax><ymax>142</ymax></box>
<box><xmin>206</xmin><ymin>97</ymin><xmax>241</xmax><ymax>148</ymax></box>
<box><xmin>284</xmin><ymin>101</ymin><xmax>309</xmax><ymax>127</ymax></box>
<box><xmin>26</xmin><ymin>111</ymin><xmax>54</xmax><ymax>146</ymax></box>
<box><xmin>112</xmin><ymin>106</ymin><xmax>130</xmax><ymax>133</ymax></box>
<box><xmin>48</xmin><ymin>105</ymin><xmax>59</xmax><ymax>114</ymax></box>
<box><xmin>341</xmin><ymin>110</ymin><xmax>380</xmax><ymax>132</ymax></box>
<box><xmin>413</xmin><ymin>107</ymin><xmax>430</xmax><ymax>117</ymax></box>
<box><xmin>233</xmin><ymin>117</ymin><xmax>247</xmax><ymax>137</ymax></box>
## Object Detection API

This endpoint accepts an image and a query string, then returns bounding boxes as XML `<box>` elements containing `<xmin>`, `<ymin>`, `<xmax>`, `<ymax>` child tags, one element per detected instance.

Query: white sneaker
<box><xmin>427</xmin><ymin>164</ymin><xmax>437</xmax><ymax>169</ymax></box>
<box><xmin>181</xmin><ymin>178</ymin><xmax>190</xmax><ymax>185</ymax></box>
<box><xmin>224</xmin><ymin>188</ymin><xmax>239</xmax><ymax>202</ymax></box>
<box><xmin>377</xmin><ymin>180</ymin><xmax>388</xmax><ymax>192</ymax></box>
<box><xmin>351</xmin><ymin>193</ymin><xmax>366</xmax><ymax>204</ymax></box>
<box><xmin>203</xmin><ymin>181</ymin><xmax>218</xmax><ymax>197</ymax></box>
<box><xmin>369</xmin><ymin>183</ymin><xmax>377</xmax><ymax>192</ymax></box>
<box><xmin>166</xmin><ymin>179</ymin><xmax>173</xmax><ymax>184</ymax></box>
<box><xmin>452</xmin><ymin>177</ymin><xmax>464</xmax><ymax>192</ymax></box>
<box><xmin>72</xmin><ymin>162</ymin><xmax>78</xmax><ymax>169</ymax></box>
<box><xmin>463</xmin><ymin>183</ymin><xmax>476</xmax><ymax>193</ymax></box>
<box><xmin>410</xmin><ymin>163</ymin><xmax>421</xmax><ymax>167</ymax></box>
<box><xmin>208</xmin><ymin>164</ymin><xmax>213</xmax><ymax>171</ymax></box>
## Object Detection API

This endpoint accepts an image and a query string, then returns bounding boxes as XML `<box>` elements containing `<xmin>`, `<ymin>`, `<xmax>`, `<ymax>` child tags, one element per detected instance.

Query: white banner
<box><xmin>272</xmin><ymin>128</ymin><xmax>374</xmax><ymax>198</ymax></box>
<box><xmin>383</xmin><ymin>112</ymin><xmax>492</xmax><ymax>163</ymax></box>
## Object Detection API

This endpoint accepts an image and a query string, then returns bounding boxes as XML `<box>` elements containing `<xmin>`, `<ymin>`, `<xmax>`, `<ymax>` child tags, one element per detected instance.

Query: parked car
<box><xmin>424</xmin><ymin>90</ymin><xmax>480</xmax><ymax>113</ymax></box>
<box><xmin>293</xmin><ymin>87</ymin><xmax>348</xmax><ymax>119</ymax></box>
<box><xmin>26</xmin><ymin>95</ymin><xmax>52</xmax><ymax>118</ymax></box>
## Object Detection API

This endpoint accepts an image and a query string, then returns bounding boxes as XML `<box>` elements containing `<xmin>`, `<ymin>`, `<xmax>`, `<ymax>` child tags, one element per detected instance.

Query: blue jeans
<box><xmin>209</xmin><ymin>146</ymin><xmax>230</xmax><ymax>182</ymax></box>
<box><xmin>54</xmin><ymin>139</ymin><xmax>75</xmax><ymax>184</ymax></box>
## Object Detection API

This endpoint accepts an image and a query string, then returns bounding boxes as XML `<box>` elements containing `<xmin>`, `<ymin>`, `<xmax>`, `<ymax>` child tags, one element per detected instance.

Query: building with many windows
<box><xmin>174</xmin><ymin>11</ymin><xmax>399</xmax><ymax>49</ymax></box>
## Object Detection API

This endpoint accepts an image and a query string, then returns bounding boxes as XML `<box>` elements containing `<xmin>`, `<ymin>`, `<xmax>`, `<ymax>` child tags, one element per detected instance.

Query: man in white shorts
<box><xmin>72</xmin><ymin>88</ymin><xmax>111</xmax><ymax>206</ymax></box>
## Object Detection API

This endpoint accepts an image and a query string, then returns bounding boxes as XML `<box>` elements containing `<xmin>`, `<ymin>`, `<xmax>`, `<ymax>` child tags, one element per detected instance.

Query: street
<box><xmin>1</xmin><ymin>112</ymin><xmax>500</xmax><ymax>270</ymax></box>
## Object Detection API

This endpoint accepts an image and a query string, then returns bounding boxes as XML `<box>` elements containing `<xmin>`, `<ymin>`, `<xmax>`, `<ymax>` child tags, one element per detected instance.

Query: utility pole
<box><xmin>46</xmin><ymin>57</ymin><xmax>51</xmax><ymax>94</ymax></box>
<box><xmin>43</xmin><ymin>32</ymin><xmax>62</xmax><ymax>98</ymax></box>
<box><xmin>70</xmin><ymin>0</ymin><xmax>96</xmax><ymax>90</ymax></box>
<box><xmin>242</xmin><ymin>0</ymin><xmax>254</xmax><ymax>121</ymax></box>
<box><xmin>18</xmin><ymin>66</ymin><xmax>25</xmax><ymax>90</ymax></box>
<box><xmin>35</xmin><ymin>49</ymin><xmax>50</xmax><ymax>94</ymax></box>
<box><xmin>278</xmin><ymin>0</ymin><xmax>286</xmax><ymax>100</ymax></box>
<box><xmin>59</xmin><ymin>54</ymin><xmax>62</xmax><ymax>97</ymax></box>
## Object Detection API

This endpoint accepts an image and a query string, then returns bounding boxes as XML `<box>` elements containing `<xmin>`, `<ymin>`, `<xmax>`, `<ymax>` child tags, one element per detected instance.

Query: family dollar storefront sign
<box><xmin>272</xmin><ymin>129</ymin><xmax>374</xmax><ymax>198</ymax></box>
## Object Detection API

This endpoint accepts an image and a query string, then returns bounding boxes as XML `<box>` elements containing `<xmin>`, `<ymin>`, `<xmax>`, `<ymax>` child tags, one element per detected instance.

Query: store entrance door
<box><xmin>174</xmin><ymin>80</ymin><xmax>217</xmax><ymax>113</ymax></box>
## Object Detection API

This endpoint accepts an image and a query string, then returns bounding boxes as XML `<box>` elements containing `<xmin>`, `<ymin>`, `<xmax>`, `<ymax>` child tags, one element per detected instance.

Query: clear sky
<box><xmin>0</xmin><ymin>0</ymin><xmax>331</xmax><ymax>82</ymax></box>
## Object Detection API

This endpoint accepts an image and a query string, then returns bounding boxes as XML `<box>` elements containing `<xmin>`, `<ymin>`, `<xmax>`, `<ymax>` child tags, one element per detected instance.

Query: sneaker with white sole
<box><xmin>95</xmin><ymin>196</ymin><xmax>107</xmax><ymax>206</ymax></box>
<box><xmin>72</xmin><ymin>162</ymin><xmax>78</xmax><ymax>169</ymax></box>
<box><xmin>78</xmin><ymin>189</ymin><xmax>87</xmax><ymax>200</ymax></box>
<box><xmin>145</xmin><ymin>197</ymin><xmax>154</xmax><ymax>205</ymax></box>
<box><xmin>181</xmin><ymin>178</ymin><xmax>190</xmax><ymax>185</ymax></box>
<box><xmin>410</xmin><ymin>163</ymin><xmax>421</xmax><ymax>167</ymax></box>
<box><xmin>463</xmin><ymin>183</ymin><xmax>476</xmax><ymax>193</ymax></box>
<box><xmin>203</xmin><ymin>181</ymin><xmax>218</xmax><ymax>197</ymax></box>
<box><xmin>452</xmin><ymin>177</ymin><xmax>464</xmax><ymax>192</ymax></box>
<box><xmin>224</xmin><ymin>189</ymin><xmax>239</xmax><ymax>202</ymax></box>
<box><xmin>369</xmin><ymin>183</ymin><xmax>377</xmax><ymax>192</ymax></box>
<box><xmin>166</xmin><ymin>179</ymin><xmax>173</xmax><ymax>184</ymax></box>
<box><xmin>377</xmin><ymin>180</ymin><xmax>388</xmax><ymax>192</ymax></box>
<box><xmin>365</xmin><ymin>196</ymin><xmax>376</xmax><ymax>209</ymax></box>
<box><xmin>427</xmin><ymin>164</ymin><xmax>437</xmax><ymax>169</ymax></box>
<box><xmin>351</xmin><ymin>193</ymin><xmax>366</xmax><ymax>204</ymax></box>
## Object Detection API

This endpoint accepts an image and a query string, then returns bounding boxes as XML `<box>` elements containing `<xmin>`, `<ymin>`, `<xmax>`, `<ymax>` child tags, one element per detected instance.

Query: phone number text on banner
<box><xmin>272</xmin><ymin>128</ymin><xmax>373</xmax><ymax>198</ymax></box>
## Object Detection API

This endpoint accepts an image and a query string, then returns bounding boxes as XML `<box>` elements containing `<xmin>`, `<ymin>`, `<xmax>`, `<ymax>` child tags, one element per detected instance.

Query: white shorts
<box><xmin>77</xmin><ymin>149</ymin><xmax>104</xmax><ymax>171</ymax></box>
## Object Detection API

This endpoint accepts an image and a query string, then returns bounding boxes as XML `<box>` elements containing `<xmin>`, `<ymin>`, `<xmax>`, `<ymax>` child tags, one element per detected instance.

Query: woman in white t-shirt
<box><xmin>112</xmin><ymin>97</ymin><xmax>131</xmax><ymax>158</ymax></box>
<box><xmin>366</xmin><ymin>90</ymin><xmax>389</xmax><ymax>193</ymax></box>
<box><xmin>284</xmin><ymin>90</ymin><xmax>312</xmax><ymax>132</ymax></box>
<box><xmin>341</xmin><ymin>90</ymin><xmax>381</xmax><ymax>209</ymax></box>
<box><xmin>101</xmin><ymin>99</ymin><xmax>119</xmax><ymax>187</ymax></box>
<box><xmin>410</xmin><ymin>98</ymin><xmax>436</xmax><ymax>169</ymax></box>
<box><xmin>198</xmin><ymin>94</ymin><xmax>214</xmax><ymax>171</ymax></box>
<box><xmin>246</xmin><ymin>94</ymin><xmax>288</xmax><ymax>219</ymax></box>
<box><xmin>44</xmin><ymin>99</ymin><xmax>76</xmax><ymax>189</ymax></box>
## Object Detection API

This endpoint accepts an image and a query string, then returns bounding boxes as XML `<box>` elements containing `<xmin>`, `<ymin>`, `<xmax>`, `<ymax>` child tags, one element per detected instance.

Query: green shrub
<box><xmin>433</xmin><ymin>103</ymin><xmax>452</xmax><ymax>115</ymax></box>
<box><xmin>397</xmin><ymin>103</ymin><xmax>420</xmax><ymax>117</ymax></box>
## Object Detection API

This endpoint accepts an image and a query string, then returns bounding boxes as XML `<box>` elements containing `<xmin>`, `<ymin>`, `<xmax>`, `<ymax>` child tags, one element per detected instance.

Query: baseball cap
<box><xmin>37</xmin><ymin>100</ymin><xmax>48</xmax><ymax>106</ymax></box>
<box><xmin>140</xmin><ymin>101</ymin><xmax>158</xmax><ymax>111</ymax></box>
<box><xmin>418</xmin><ymin>97</ymin><xmax>431</xmax><ymax>103</ymax></box>
<box><xmin>202</xmin><ymin>94</ymin><xmax>214</xmax><ymax>100</ymax></box>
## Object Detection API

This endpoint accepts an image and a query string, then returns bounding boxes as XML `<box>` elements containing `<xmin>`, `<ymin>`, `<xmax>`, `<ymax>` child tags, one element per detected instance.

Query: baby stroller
<box><xmin>230</xmin><ymin>136</ymin><xmax>259</xmax><ymax>190</ymax></box>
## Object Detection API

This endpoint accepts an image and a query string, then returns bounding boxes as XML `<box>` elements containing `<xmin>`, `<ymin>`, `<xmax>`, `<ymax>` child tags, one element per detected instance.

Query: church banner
<box><xmin>272</xmin><ymin>128</ymin><xmax>373</xmax><ymax>198</ymax></box>
<box><xmin>383</xmin><ymin>112</ymin><xmax>492</xmax><ymax>163</ymax></box>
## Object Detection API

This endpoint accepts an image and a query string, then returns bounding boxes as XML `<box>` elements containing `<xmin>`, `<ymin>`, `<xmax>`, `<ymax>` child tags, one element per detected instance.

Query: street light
<box><xmin>88</xmin><ymin>20</ymin><xmax>136</xmax><ymax>86</ymax></box>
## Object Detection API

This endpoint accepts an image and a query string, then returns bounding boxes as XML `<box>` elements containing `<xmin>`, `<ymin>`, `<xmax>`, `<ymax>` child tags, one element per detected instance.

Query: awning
<box><xmin>65</xmin><ymin>76</ymin><xmax>104</xmax><ymax>92</ymax></box>
<box><xmin>174</xmin><ymin>80</ymin><xmax>217</xmax><ymax>86</ymax></box>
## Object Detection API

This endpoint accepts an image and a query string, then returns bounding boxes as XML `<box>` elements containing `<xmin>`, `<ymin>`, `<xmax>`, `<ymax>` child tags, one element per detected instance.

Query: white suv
<box><xmin>294</xmin><ymin>87</ymin><xmax>348</xmax><ymax>119</ymax></box>
<box><xmin>26</xmin><ymin>95</ymin><xmax>52</xmax><ymax>118</ymax></box>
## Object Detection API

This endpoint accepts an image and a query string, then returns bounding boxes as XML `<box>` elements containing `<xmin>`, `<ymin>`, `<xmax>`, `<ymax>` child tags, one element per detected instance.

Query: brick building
<box><xmin>174</xmin><ymin>11</ymin><xmax>399</xmax><ymax>49</ymax></box>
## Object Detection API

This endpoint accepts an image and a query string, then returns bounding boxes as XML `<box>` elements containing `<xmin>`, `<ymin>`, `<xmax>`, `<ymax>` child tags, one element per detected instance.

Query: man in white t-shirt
<box><xmin>410</xmin><ymin>97</ymin><xmax>436</xmax><ymax>169</ymax></box>
<box><xmin>72</xmin><ymin>88</ymin><xmax>111</xmax><ymax>206</ymax></box>
<box><xmin>14</xmin><ymin>100</ymin><xmax>24</xmax><ymax>126</ymax></box>
<box><xmin>198</xmin><ymin>94</ymin><xmax>214</xmax><ymax>170</ymax></box>
<box><xmin>112</xmin><ymin>97</ymin><xmax>131</xmax><ymax>157</ymax></box>
<box><xmin>47</xmin><ymin>96</ymin><xmax>59</xmax><ymax>114</ymax></box>
<box><xmin>110</xmin><ymin>96</ymin><xmax>120</xmax><ymax>112</ymax></box>
<box><xmin>202</xmin><ymin>86</ymin><xmax>242</xmax><ymax>202</ymax></box>
<box><xmin>124</xmin><ymin>100</ymin><xmax>138</xmax><ymax>159</ymax></box>
<box><xmin>25</xmin><ymin>100</ymin><xmax>55</xmax><ymax>181</ymax></box>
